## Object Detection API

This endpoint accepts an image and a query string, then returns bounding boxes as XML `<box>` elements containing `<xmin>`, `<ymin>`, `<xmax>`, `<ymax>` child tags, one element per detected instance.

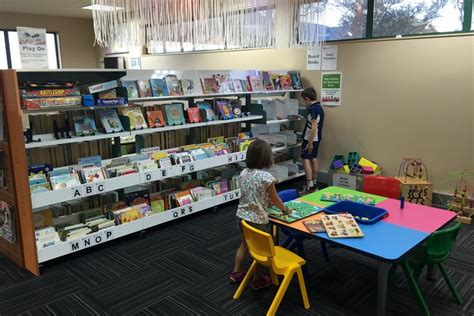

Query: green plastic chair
<box><xmin>389</xmin><ymin>222</ymin><xmax>463</xmax><ymax>316</ymax></box>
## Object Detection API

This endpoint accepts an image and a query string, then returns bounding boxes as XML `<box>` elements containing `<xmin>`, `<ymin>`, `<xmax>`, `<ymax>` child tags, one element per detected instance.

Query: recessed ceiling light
<box><xmin>82</xmin><ymin>4</ymin><xmax>124</xmax><ymax>12</ymax></box>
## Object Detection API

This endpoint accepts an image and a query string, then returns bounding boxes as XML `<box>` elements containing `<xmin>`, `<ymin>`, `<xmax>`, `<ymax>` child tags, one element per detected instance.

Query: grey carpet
<box><xmin>0</xmin><ymin>201</ymin><xmax>472</xmax><ymax>315</ymax></box>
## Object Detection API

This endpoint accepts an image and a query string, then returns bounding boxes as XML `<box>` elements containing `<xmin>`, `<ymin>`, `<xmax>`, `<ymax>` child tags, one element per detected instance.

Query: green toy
<box><xmin>267</xmin><ymin>201</ymin><xmax>321</xmax><ymax>223</ymax></box>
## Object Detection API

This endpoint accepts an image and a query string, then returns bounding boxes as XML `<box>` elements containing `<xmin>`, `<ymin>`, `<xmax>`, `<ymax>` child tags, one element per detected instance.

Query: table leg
<box><xmin>377</xmin><ymin>261</ymin><xmax>391</xmax><ymax>316</ymax></box>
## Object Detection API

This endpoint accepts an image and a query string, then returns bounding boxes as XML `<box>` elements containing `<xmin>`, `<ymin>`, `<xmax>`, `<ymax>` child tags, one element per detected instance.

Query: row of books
<box><xmin>71</xmin><ymin>99</ymin><xmax>244</xmax><ymax>135</ymax></box>
<box><xmin>122</xmin><ymin>71</ymin><xmax>303</xmax><ymax>98</ymax></box>
<box><xmin>28</xmin><ymin>136</ymin><xmax>249</xmax><ymax>193</ymax></box>
<box><xmin>34</xmin><ymin>175</ymin><xmax>240</xmax><ymax>248</ymax></box>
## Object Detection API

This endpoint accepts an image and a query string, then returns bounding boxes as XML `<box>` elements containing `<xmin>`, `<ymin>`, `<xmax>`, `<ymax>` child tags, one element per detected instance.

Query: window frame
<box><xmin>0</xmin><ymin>29</ymin><xmax>61</xmax><ymax>69</ymax></box>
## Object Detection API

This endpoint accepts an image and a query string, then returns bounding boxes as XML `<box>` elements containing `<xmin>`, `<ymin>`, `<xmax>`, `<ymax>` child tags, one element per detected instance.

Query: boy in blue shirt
<box><xmin>301</xmin><ymin>87</ymin><xmax>324</xmax><ymax>193</ymax></box>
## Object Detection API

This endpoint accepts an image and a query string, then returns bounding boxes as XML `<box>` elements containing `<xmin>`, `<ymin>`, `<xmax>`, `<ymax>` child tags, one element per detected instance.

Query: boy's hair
<box><xmin>246</xmin><ymin>139</ymin><xmax>273</xmax><ymax>169</ymax></box>
<box><xmin>301</xmin><ymin>87</ymin><xmax>317</xmax><ymax>101</ymax></box>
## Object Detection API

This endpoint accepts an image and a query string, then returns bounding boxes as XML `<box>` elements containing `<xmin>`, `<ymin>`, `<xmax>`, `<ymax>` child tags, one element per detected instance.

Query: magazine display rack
<box><xmin>0</xmin><ymin>69</ymin><xmax>303</xmax><ymax>275</ymax></box>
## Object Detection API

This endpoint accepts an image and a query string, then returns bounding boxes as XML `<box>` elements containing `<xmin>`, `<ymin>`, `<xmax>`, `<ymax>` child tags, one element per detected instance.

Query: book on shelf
<box><xmin>189</xmin><ymin>148</ymin><xmax>208</xmax><ymax>160</ymax></box>
<box><xmin>125</xmin><ymin>189</ymin><xmax>150</xmax><ymax>206</ymax></box>
<box><xmin>216</xmin><ymin>100</ymin><xmax>234</xmax><ymax>120</ymax></box>
<box><xmin>271</xmin><ymin>74</ymin><xmax>282</xmax><ymax>91</ymax></box>
<box><xmin>187</xmin><ymin>107</ymin><xmax>202</xmax><ymax>123</ymax></box>
<box><xmin>232</xmin><ymin>79</ymin><xmax>244</xmax><ymax>93</ymax></box>
<box><xmin>165</xmin><ymin>75</ymin><xmax>183</xmax><ymax>96</ymax></box>
<box><xmin>172</xmin><ymin>152</ymin><xmax>194</xmax><ymax>164</ymax></box>
<box><xmin>114</xmin><ymin>207</ymin><xmax>142</xmax><ymax>225</ymax></box>
<box><xmin>150</xmin><ymin>193</ymin><xmax>166</xmax><ymax>213</ymax></box>
<box><xmin>242</xmin><ymin>79</ymin><xmax>252</xmax><ymax>92</ymax></box>
<box><xmin>150</xmin><ymin>78</ymin><xmax>169</xmax><ymax>97</ymax></box>
<box><xmin>146</xmin><ymin>110</ymin><xmax>166</xmax><ymax>128</ymax></box>
<box><xmin>118</xmin><ymin>107</ymin><xmax>148</xmax><ymax>130</ymax></box>
<box><xmin>200</xmin><ymin>78</ymin><xmax>219</xmax><ymax>94</ymax></box>
<box><xmin>98</xmin><ymin>109</ymin><xmax>124</xmax><ymax>133</ymax></box>
<box><xmin>230</xmin><ymin>100</ymin><xmax>242</xmax><ymax>118</ymax></box>
<box><xmin>279</xmin><ymin>75</ymin><xmax>293</xmax><ymax>90</ymax></box>
<box><xmin>49</xmin><ymin>168</ymin><xmax>81</xmax><ymax>190</ymax></box>
<box><xmin>164</xmin><ymin>103</ymin><xmax>186</xmax><ymax>126</ymax></box>
<box><xmin>180</xmin><ymin>79</ymin><xmax>196</xmax><ymax>95</ymax></box>
<box><xmin>73</xmin><ymin>115</ymin><xmax>97</xmax><ymax>136</ymax></box>
<box><xmin>135</xmin><ymin>159</ymin><xmax>158</xmax><ymax>172</ymax></box>
<box><xmin>213</xmin><ymin>74</ymin><xmax>234</xmax><ymax>93</ymax></box>
<box><xmin>136</xmin><ymin>80</ymin><xmax>153</xmax><ymax>97</ymax></box>
<box><xmin>197</xmin><ymin>101</ymin><xmax>217</xmax><ymax>121</ymax></box>
<box><xmin>261</xmin><ymin>71</ymin><xmax>275</xmax><ymax>91</ymax></box>
<box><xmin>248</xmin><ymin>76</ymin><xmax>264</xmax><ymax>92</ymax></box>
<box><xmin>289</xmin><ymin>72</ymin><xmax>303</xmax><ymax>90</ymax></box>
<box><xmin>33</xmin><ymin>208</ymin><xmax>53</xmax><ymax>228</ymax></box>
<box><xmin>79</xmin><ymin>166</ymin><xmax>105</xmax><ymax>183</ymax></box>
<box><xmin>35</xmin><ymin>226</ymin><xmax>60</xmax><ymax>249</ymax></box>
<box><xmin>122</xmin><ymin>80</ymin><xmax>139</xmax><ymax>98</ymax></box>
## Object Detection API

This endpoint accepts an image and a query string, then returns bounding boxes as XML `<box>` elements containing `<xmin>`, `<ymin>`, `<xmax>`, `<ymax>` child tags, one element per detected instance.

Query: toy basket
<box><xmin>324</xmin><ymin>200</ymin><xmax>388</xmax><ymax>225</ymax></box>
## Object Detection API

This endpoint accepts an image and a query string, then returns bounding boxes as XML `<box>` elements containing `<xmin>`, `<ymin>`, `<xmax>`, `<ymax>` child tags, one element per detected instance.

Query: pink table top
<box><xmin>376</xmin><ymin>199</ymin><xmax>457</xmax><ymax>233</ymax></box>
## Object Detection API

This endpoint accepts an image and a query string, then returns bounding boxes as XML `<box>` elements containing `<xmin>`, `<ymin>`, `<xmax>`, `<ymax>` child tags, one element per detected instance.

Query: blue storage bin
<box><xmin>324</xmin><ymin>200</ymin><xmax>388</xmax><ymax>225</ymax></box>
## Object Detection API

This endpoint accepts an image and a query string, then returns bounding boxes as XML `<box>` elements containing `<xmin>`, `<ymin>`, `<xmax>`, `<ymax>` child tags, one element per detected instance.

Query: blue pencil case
<box><xmin>324</xmin><ymin>200</ymin><xmax>388</xmax><ymax>225</ymax></box>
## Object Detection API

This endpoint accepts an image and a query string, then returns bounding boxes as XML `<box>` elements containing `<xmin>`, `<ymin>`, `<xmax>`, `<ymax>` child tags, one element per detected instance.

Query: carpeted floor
<box><xmin>0</xmin><ymin>201</ymin><xmax>473</xmax><ymax>315</ymax></box>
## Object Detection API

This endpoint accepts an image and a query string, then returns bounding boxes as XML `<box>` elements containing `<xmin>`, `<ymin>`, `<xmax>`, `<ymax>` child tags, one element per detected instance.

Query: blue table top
<box><xmin>314</xmin><ymin>221</ymin><xmax>429</xmax><ymax>262</ymax></box>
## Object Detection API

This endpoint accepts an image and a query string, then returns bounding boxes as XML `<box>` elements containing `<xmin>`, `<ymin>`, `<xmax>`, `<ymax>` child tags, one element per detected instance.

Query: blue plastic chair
<box><xmin>278</xmin><ymin>189</ymin><xmax>330</xmax><ymax>266</ymax></box>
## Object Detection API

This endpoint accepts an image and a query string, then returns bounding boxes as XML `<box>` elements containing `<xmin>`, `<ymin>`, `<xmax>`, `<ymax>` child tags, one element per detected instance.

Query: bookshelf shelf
<box><xmin>31</xmin><ymin>151</ymin><xmax>247</xmax><ymax>209</ymax></box>
<box><xmin>25</xmin><ymin>116</ymin><xmax>263</xmax><ymax>148</ymax></box>
<box><xmin>128</xmin><ymin>90</ymin><xmax>304</xmax><ymax>103</ymax></box>
<box><xmin>272</xmin><ymin>143</ymin><xmax>302</xmax><ymax>153</ymax></box>
<box><xmin>37</xmin><ymin>189</ymin><xmax>241</xmax><ymax>263</ymax></box>
<box><xmin>278</xmin><ymin>172</ymin><xmax>305</xmax><ymax>183</ymax></box>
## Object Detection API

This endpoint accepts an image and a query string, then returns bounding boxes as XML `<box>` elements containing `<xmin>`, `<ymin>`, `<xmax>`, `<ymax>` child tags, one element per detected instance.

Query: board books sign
<box><xmin>17</xmin><ymin>26</ymin><xmax>49</xmax><ymax>69</ymax></box>
<box><xmin>332</xmin><ymin>173</ymin><xmax>356</xmax><ymax>190</ymax></box>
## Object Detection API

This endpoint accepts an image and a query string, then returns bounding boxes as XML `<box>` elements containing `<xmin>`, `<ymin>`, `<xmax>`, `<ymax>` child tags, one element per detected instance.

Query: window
<box><xmin>0</xmin><ymin>32</ymin><xmax>7</xmax><ymax>69</ymax></box>
<box><xmin>0</xmin><ymin>30</ymin><xmax>60</xmax><ymax>69</ymax></box>
<box><xmin>373</xmin><ymin>0</ymin><xmax>465</xmax><ymax>37</ymax></box>
<box><xmin>299</xmin><ymin>0</ymin><xmax>368</xmax><ymax>42</ymax></box>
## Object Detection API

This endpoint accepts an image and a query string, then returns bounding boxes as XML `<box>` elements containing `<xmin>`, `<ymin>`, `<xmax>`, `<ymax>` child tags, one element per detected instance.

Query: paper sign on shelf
<box><xmin>321</xmin><ymin>72</ymin><xmax>343</xmax><ymax>106</ymax></box>
<box><xmin>16</xmin><ymin>26</ymin><xmax>49</xmax><ymax>69</ymax></box>
<box><xmin>322</xmin><ymin>45</ymin><xmax>337</xmax><ymax>71</ymax></box>
<box><xmin>306</xmin><ymin>45</ymin><xmax>321</xmax><ymax>70</ymax></box>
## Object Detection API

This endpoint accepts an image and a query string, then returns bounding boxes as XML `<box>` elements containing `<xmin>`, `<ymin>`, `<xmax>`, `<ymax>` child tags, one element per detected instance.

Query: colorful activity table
<box><xmin>270</xmin><ymin>186</ymin><xmax>456</xmax><ymax>316</ymax></box>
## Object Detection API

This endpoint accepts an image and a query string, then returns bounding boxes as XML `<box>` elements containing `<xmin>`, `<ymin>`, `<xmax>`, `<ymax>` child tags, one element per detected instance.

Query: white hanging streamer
<box><xmin>92</xmin><ymin>0</ymin><xmax>327</xmax><ymax>50</ymax></box>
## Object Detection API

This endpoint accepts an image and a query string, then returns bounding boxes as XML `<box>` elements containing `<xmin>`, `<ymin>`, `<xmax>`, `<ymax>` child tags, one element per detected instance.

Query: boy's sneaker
<box><xmin>299</xmin><ymin>185</ymin><xmax>315</xmax><ymax>195</ymax></box>
<box><xmin>229</xmin><ymin>271</ymin><xmax>246</xmax><ymax>283</ymax></box>
<box><xmin>251</xmin><ymin>276</ymin><xmax>272</xmax><ymax>290</ymax></box>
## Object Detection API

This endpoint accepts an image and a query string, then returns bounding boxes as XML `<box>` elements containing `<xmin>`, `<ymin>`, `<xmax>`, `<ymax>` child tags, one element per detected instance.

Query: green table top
<box><xmin>298</xmin><ymin>186</ymin><xmax>387</xmax><ymax>207</ymax></box>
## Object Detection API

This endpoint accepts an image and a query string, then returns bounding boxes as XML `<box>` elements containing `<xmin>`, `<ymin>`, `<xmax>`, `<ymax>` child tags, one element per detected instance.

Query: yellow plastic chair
<box><xmin>233</xmin><ymin>220</ymin><xmax>310</xmax><ymax>316</ymax></box>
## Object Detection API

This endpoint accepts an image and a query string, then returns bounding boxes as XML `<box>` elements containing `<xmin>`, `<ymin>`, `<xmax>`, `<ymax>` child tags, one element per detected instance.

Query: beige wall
<box><xmin>0</xmin><ymin>12</ymin><xmax>98</xmax><ymax>68</ymax></box>
<box><xmin>141</xmin><ymin>35</ymin><xmax>474</xmax><ymax>189</ymax></box>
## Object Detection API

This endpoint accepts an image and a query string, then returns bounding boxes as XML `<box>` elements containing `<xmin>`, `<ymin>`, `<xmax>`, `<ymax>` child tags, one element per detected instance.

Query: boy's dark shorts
<box><xmin>236</xmin><ymin>217</ymin><xmax>270</xmax><ymax>234</ymax></box>
<box><xmin>301</xmin><ymin>140</ymin><xmax>320</xmax><ymax>160</ymax></box>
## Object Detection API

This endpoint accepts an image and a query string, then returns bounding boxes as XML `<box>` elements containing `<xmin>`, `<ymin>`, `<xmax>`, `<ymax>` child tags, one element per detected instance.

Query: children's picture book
<box><xmin>135</xmin><ymin>159</ymin><xmax>158</xmax><ymax>172</ymax></box>
<box><xmin>207</xmin><ymin>179</ymin><xmax>222</xmax><ymax>194</ymax></box>
<box><xmin>239</xmin><ymin>139</ymin><xmax>254</xmax><ymax>151</ymax></box>
<box><xmin>216</xmin><ymin>100</ymin><xmax>234</xmax><ymax>120</ymax></box>
<box><xmin>165</xmin><ymin>75</ymin><xmax>183</xmax><ymax>96</ymax></box>
<box><xmin>80</xmin><ymin>166</ymin><xmax>105</xmax><ymax>183</ymax></box>
<box><xmin>213</xmin><ymin>74</ymin><xmax>234</xmax><ymax>93</ymax></box>
<box><xmin>136</xmin><ymin>80</ymin><xmax>153</xmax><ymax>97</ymax></box>
<box><xmin>261</xmin><ymin>71</ymin><xmax>274</xmax><ymax>91</ymax></box>
<box><xmin>175</xmin><ymin>191</ymin><xmax>193</xmax><ymax>206</ymax></box>
<box><xmin>190</xmin><ymin>148</ymin><xmax>208</xmax><ymax>160</ymax></box>
<box><xmin>49</xmin><ymin>169</ymin><xmax>81</xmax><ymax>190</ymax></box>
<box><xmin>73</xmin><ymin>115</ymin><xmax>97</xmax><ymax>136</ymax></box>
<box><xmin>150</xmin><ymin>78</ymin><xmax>169</xmax><ymax>96</ymax></box>
<box><xmin>119</xmin><ymin>107</ymin><xmax>148</xmax><ymax>130</ymax></box>
<box><xmin>150</xmin><ymin>193</ymin><xmax>166</xmax><ymax>213</ymax></box>
<box><xmin>197</xmin><ymin>102</ymin><xmax>217</xmax><ymax>121</ymax></box>
<box><xmin>233</xmin><ymin>79</ymin><xmax>244</xmax><ymax>93</ymax></box>
<box><xmin>125</xmin><ymin>189</ymin><xmax>150</xmax><ymax>206</ymax></box>
<box><xmin>303</xmin><ymin>220</ymin><xmax>326</xmax><ymax>233</ymax></box>
<box><xmin>173</xmin><ymin>152</ymin><xmax>194</xmax><ymax>164</ymax></box>
<box><xmin>279</xmin><ymin>75</ymin><xmax>293</xmax><ymax>90</ymax></box>
<box><xmin>200</xmin><ymin>78</ymin><xmax>219</xmax><ymax>94</ymax></box>
<box><xmin>98</xmin><ymin>109</ymin><xmax>124</xmax><ymax>133</ymax></box>
<box><xmin>78</xmin><ymin>155</ymin><xmax>102</xmax><ymax>167</ymax></box>
<box><xmin>180</xmin><ymin>79</ymin><xmax>196</xmax><ymax>96</ymax></box>
<box><xmin>321</xmin><ymin>193</ymin><xmax>376</xmax><ymax>205</ymax></box>
<box><xmin>321</xmin><ymin>214</ymin><xmax>364</xmax><ymax>238</ymax></box>
<box><xmin>267</xmin><ymin>201</ymin><xmax>321</xmax><ymax>223</ymax></box>
<box><xmin>187</xmin><ymin>107</ymin><xmax>202</xmax><ymax>123</ymax></box>
<box><xmin>241</xmin><ymin>79</ymin><xmax>251</xmax><ymax>92</ymax></box>
<box><xmin>248</xmin><ymin>76</ymin><xmax>264</xmax><ymax>92</ymax></box>
<box><xmin>122</xmin><ymin>80</ymin><xmax>139</xmax><ymax>98</ymax></box>
<box><xmin>231</xmin><ymin>100</ymin><xmax>242</xmax><ymax>118</ymax></box>
<box><xmin>271</xmin><ymin>74</ymin><xmax>282</xmax><ymax>91</ymax></box>
<box><xmin>207</xmin><ymin>136</ymin><xmax>225</xmax><ymax>145</ymax></box>
<box><xmin>289</xmin><ymin>72</ymin><xmax>303</xmax><ymax>90</ymax></box>
<box><xmin>147</xmin><ymin>110</ymin><xmax>166</xmax><ymax>128</ymax></box>
<box><xmin>164</xmin><ymin>103</ymin><xmax>186</xmax><ymax>125</ymax></box>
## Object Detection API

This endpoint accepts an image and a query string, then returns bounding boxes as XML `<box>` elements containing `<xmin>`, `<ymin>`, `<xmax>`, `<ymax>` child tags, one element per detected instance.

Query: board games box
<box><xmin>22</xmin><ymin>96</ymin><xmax>81</xmax><ymax>109</ymax></box>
